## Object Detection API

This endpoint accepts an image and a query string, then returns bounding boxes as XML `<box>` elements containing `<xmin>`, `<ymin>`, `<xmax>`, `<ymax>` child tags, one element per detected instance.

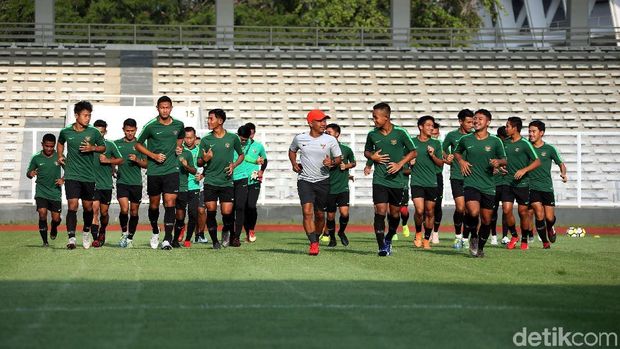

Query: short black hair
<box><xmin>433</xmin><ymin>122</ymin><xmax>440</xmax><ymax>129</ymax></box>
<box><xmin>184</xmin><ymin>126</ymin><xmax>196</xmax><ymax>135</ymax></box>
<box><xmin>42</xmin><ymin>133</ymin><xmax>56</xmax><ymax>143</ymax></box>
<box><xmin>529</xmin><ymin>120</ymin><xmax>546</xmax><ymax>132</ymax></box>
<box><xmin>474</xmin><ymin>108</ymin><xmax>492</xmax><ymax>120</ymax></box>
<box><xmin>245</xmin><ymin>122</ymin><xmax>256</xmax><ymax>132</ymax></box>
<box><xmin>326</xmin><ymin>123</ymin><xmax>340</xmax><ymax>135</ymax></box>
<box><xmin>237</xmin><ymin>125</ymin><xmax>251</xmax><ymax>138</ymax></box>
<box><xmin>507</xmin><ymin>116</ymin><xmax>523</xmax><ymax>132</ymax></box>
<box><xmin>418</xmin><ymin>115</ymin><xmax>435</xmax><ymax>127</ymax></box>
<box><xmin>93</xmin><ymin>119</ymin><xmax>107</xmax><ymax>128</ymax></box>
<box><xmin>157</xmin><ymin>95</ymin><xmax>172</xmax><ymax>106</ymax></box>
<box><xmin>209</xmin><ymin>108</ymin><xmax>226</xmax><ymax>122</ymax></box>
<box><xmin>497</xmin><ymin>126</ymin><xmax>508</xmax><ymax>139</ymax></box>
<box><xmin>74</xmin><ymin>100</ymin><xmax>92</xmax><ymax>115</ymax></box>
<box><xmin>123</xmin><ymin>118</ymin><xmax>137</xmax><ymax>128</ymax></box>
<box><xmin>457</xmin><ymin>109</ymin><xmax>474</xmax><ymax>121</ymax></box>
<box><xmin>373</xmin><ymin>102</ymin><xmax>391</xmax><ymax>115</ymax></box>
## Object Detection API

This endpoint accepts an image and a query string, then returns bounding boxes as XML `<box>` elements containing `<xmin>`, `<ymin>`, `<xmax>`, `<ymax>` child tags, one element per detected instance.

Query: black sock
<box><xmin>434</xmin><ymin>206</ymin><xmax>442</xmax><ymax>232</ymax></box>
<box><xmin>82</xmin><ymin>210</ymin><xmax>93</xmax><ymax>233</ymax></box>
<box><xmin>400</xmin><ymin>207</ymin><xmax>410</xmax><ymax>226</ymax></box>
<box><xmin>91</xmin><ymin>224</ymin><xmax>99</xmax><ymax>240</ymax></box>
<box><xmin>414</xmin><ymin>222</ymin><xmax>422</xmax><ymax>234</ymax></box>
<box><xmin>536</xmin><ymin>219</ymin><xmax>548</xmax><ymax>243</ymax></box>
<box><xmin>463</xmin><ymin>215</ymin><xmax>475</xmax><ymax>239</ymax></box>
<box><xmin>490</xmin><ymin>210</ymin><xmax>498</xmax><ymax>236</ymax></box>
<box><xmin>374</xmin><ymin>213</ymin><xmax>386</xmax><ymax>248</ymax></box>
<box><xmin>51</xmin><ymin>219</ymin><xmax>61</xmax><ymax>236</ymax></box>
<box><xmin>508</xmin><ymin>225</ymin><xmax>518</xmax><ymax>238</ymax></box>
<box><xmin>307</xmin><ymin>232</ymin><xmax>319</xmax><ymax>243</ymax></box>
<box><xmin>521</xmin><ymin>230</ymin><xmax>531</xmax><ymax>243</ymax></box>
<box><xmin>38</xmin><ymin>219</ymin><xmax>48</xmax><ymax>243</ymax></box>
<box><xmin>222</xmin><ymin>213</ymin><xmax>235</xmax><ymax>238</ymax></box>
<box><xmin>326</xmin><ymin>218</ymin><xmax>336</xmax><ymax>238</ymax></box>
<box><xmin>338</xmin><ymin>215</ymin><xmax>349</xmax><ymax>235</ymax></box>
<box><xmin>469</xmin><ymin>215</ymin><xmax>480</xmax><ymax>239</ymax></box>
<box><xmin>148</xmin><ymin>208</ymin><xmax>160</xmax><ymax>235</ymax></box>
<box><xmin>424</xmin><ymin>226</ymin><xmax>432</xmax><ymax>240</ymax></box>
<box><xmin>385</xmin><ymin>215</ymin><xmax>399</xmax><ymax>241</ymax></box>
<box><xmin>119</xmin><ymin>213</ymin><xmax>129</xmax><ymax>233</ymax></box>
<box><xmin>66</xmin><ymin>210</ymin><xmax>77</xmax><ymax>234</ymax></box>
<box><xmin>502</xmin><ymin>217</ymin><xmax>508</xmax><ymax>238</ymax></box>
<box><xmin>478</xmin><ymin>223</ymin><xmax>491</xmax><ymax>251</ymax></box>
<box><xmin>174</xmin><ymin>219</ymin><xmax>185</xmax><ymax>241</ymax></box>
<box><xmin>453</xmin><ymin>211</ymin><xmax>463</xmax><ymax>235</ymax></box>
<box><xmin>163</xmin><ymin>206</ymin><xmax>175</xmax><ymax>242</ymax></box>
<box><xmin>128</xmin><ymin>215</ymin><xmax>139</xmax><ymax>239</ymax></box>
<box><xmin>546</xmin><ymin>216</ymin><xmax>556</xmax><ymax>235</ymax></box>
<box><xmin>206</xmin><ymin>210</ymin><xmax>218</xmax><ymax>243</ymax></box>
<box><xmin>100</xmin><ymin>214</ymin><xmax>109</xmax><ymax>236</ymax></box>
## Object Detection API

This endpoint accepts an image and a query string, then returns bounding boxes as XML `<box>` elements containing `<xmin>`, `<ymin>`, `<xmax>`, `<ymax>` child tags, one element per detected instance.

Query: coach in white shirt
<box><xmin>289</xmin><ymin>109</ymin><xmax>342</xmax><ymax>256</ymax></box>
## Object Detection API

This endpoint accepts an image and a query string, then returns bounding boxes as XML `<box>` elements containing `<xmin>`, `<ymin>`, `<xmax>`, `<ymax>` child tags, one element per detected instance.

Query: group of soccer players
<box><xmin>28</xmin><ymin>96</ymin><xmax>267</xmax><ymax>250</ymax></box>
<box><xmin>28</xmin><ymin>96</ymin><xmax>566</xmax><ymax>258</ymax></box>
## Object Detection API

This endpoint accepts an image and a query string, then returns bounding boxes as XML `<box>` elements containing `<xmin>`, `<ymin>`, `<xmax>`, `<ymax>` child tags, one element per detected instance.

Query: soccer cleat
<box><xmin>402</xmin><ymin>225</ymin><xmax>410</xmax><ymax>238</ymax></box>
<box><xmin>231</xmin><ymin>237</ymin><xmax>241</xmax><ymax>247</ymax></box>
<box><xmin>501</xmin><ymin>236</ymin><xmax>510</xmax><ymax>245</ymax></box>
<box><xmin>469</xmin><ymin>237</ymin><xmax>479</xmax><ymax>256</ymax></box>
<box><xmin>423</xmin><ymin>239</ymin><xmax>431</xmax><ymax>250</ymax></box>
<box><xmin>119</xmin><ymin>233</ymin><xmax>129</xmax><ymax>248</ymax></box>
<box><xmin>377</xmin><ymin>246</ymin><xmax>389</xmax><ymax>257</ymax></box>
<box><xmin>506</xmin><ymin>236</ymin><xmax>519</xmax><ymax>250</ymax></box>
<box><xmin>177</xmin><ymin>226</ymin><xmax>185</xmax><ymax>242</ymax></box>
<box><xmin>528</xmin><ymin>234</ymin><xmax>534</xmax><ymax>243</ymax></box>
<box><xmin>161</xmin><ymin>240</ymin><xmax>172</xmax><ymax>250</ymax></box>
<box><xmin>50</xmin><ymin>230</ymin><xmax>57</xmax><ymax>240</ymax></box>
<box><xmin>82</xmin><ymin>232</ymin><xmax>92</xmax><ymax>249</ymax></box>
<box><xmin>150</xmin><ymin>234</ymin><xmax>159</xmax><ymax>250</ymax></box>
<box><xmin>520</xmin><ymin>241</ymin><xmax>529</xmax><ymax>250</ymax></box>
<box><xmin>183</xmin><ymin>240</ymin><xmax>191</xmax><ymax>248</ymax></box>
<box><xmin>338</xmin><ymin>233</ymin><xmax>349</xmax><ymax>247</ymax></box>
<box><xmin>414</xmin><ymin>232</ymin><xmax>423</xmax><ymax>248</ymax></box>
<box><xmin>43</xmin><ymin>242</ymin><xmax>49</xmax><ymax>248</ymax></box>
<box><xmin>222</xmin><ymin>231</ymin><xmax>230</xmax><ymax>247</ymax></box>
<box><xmin>196</xmin><ymin>235</ymin><xmax>209</xmax><ymax>244</ymax></box>
<box><xmin>392</xmin><ymin>233</ymin><xmax>399</xmax><ymax>241</ymax></box>
<box><xmin>327</xmin><ymin>237</ymin><xmax>337</xmax><ymax>248</ymax></box>
<box><xmin>309</xmin><ymin>242</ymin><xmax>319</xmax><ymax>256</ymax></box>
<box><xmin>475</xmin><ymin>250</ymin><xmax>485</xmax><ymax>258</ymax></box>
<box><xmin>384</xmin><ymin>240</ymin><xmax>392</xmax><ymax>255</ymax></box>
<box><xmin>93</xmin><ymin>233</ymin><xmax>105</xmax><ymax>248</ymax></box>
<box><xmin>543</xmin><ymin>242</ymin><xmax>551</xmax><ymax>249</ymax></box>
<box><xmin>490</xmin><ymin>235</ymin><xmax>498</xmax><ymax>246</ymax></box>
<box><xmin>462</xmin><ymin>238</ymin><xmax>469</xmax><ymax>251</ymax></box>
<box><xmin>248</xmin><ymin>230</ymin><xmax>256</xmax><ymax>242</ymax></box>
<box><xmin>320</xmin><ymin>233</ymin><xmax>330</xmax><ymax>243</ymax></box>
<box><xmin>212</xmin><ymin>241</ymin><xmax>222</xmax><ymax>250</ymax></box>
<box><xmin>452</xmin><ymin>238</ymin><xmax>463</xmax><ymax>249</ymax></box>
<box><xmin>548</xmin><ymin>227</ymin><xmax>557</xmax><ymax>243</ymax></box>
<box><xmin>431</xmin><ymin>231</ymin><xmax>439</xmax><ymax>244</ymax></box>
<box><xmin>126</xmin><ymin>239</ymin><xmax>134</xmax><ymax>249</ymax></box>
<box><xmin>67</xmin><ymin>237</ymin><xmax>76</xmax><ymax>250</ymax></box>
<box><xmin>171</xmin><ymin>240</ymin><xmax>181</xmax><ymax>248</ymax></box>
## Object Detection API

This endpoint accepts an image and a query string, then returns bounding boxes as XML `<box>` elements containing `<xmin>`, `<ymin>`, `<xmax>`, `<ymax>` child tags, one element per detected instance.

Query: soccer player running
<box><xmin>364</xmin><ymin>103</ymin><xmax>416</xmax><ymax>257</ymax></box>
<box><xmin>173</xmin><ymin>127</ymin><xmax>197</xmax><ymax>248</ymax></box>
<box><xmin>27</xmin><ymin>133</ymin><xmax>64</xmax><ymax>247</ymax></box>
<box><xmin>289</xmin><ymin>110</ymin><xmax>342</xmax><ymax>256</ymax></box>
<box><xmin>503</xmin><ymin>117</ymin><xmax>541</xmax><ymax>251</ymax></box>
<box><xmin>198</xmin><ymin>109</ymin><xmax>244</xmax><ymax>249</ymax></box>
<box><xmin>410</xmin><ymin>116</ymin><xmax>443</xmax><ymax>250</ymax></box>
<box><xmin>180</xmin><ymin>128</ymin><xmax>202</xmax><ymax>248</ymax></box>
<box><xmin>490</xmin><ymin>126</ymin><xmax>511</xmax><ymax>245</ymax></box>
<box><xmin>91</xmin><ymin>120</ymin><xmax>123</xmax><ymax>248</ymax></box>
<box><xmin>324</xmin><ymin>123</ymin><xmax>356</xmax><ymax>247</ymax></box>
<box><xmin>528</xmin><ymin>120</ymin><xmax>567</xmax><ymax>248</ymax></box>
<box><xmin>57</xmin><ymin>101</ymin><xmax>105</xmax><ymax>249</ymax></box>
<box><xmin>116</xmin><ymin>118</ymin><xmax>147</xmax><ymax>248</ymax></box>
<box><xmin>135</xmin><ymin>96</ymin><xmax>185</xmax><ymax>250</ymax></box>
<box><xmin>242</xmin><ymin>122</ymin><xmax>268</xmax><ymax>242</ymax></box>
<box><xmin>454</xmin><ymin>109</ymin><xmax>506</xmax><ymax>258</ymax></box>
<box><xmin>193</xmin><ymin>136</ymin><xmax>209</xmax><ymax>244</ymax></box>
<box><xmin>442</xmin><ymin>109</ymin><xmax>474</xmax><ymax>250</ymax></box>
<box><xmin>430</xmin><ymin>121</ymin><xmax>444</xmax><ymax>244</ymax></box>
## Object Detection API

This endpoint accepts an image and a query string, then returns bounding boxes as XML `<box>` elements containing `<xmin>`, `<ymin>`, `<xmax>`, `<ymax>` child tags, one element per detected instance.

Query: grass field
<box><xmin>0</xmin><ymin>230</ymin><xmax>619</xmax><ymax>349</ymax></box>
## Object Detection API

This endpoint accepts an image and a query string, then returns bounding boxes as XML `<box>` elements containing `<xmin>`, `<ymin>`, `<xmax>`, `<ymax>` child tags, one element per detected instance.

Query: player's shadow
<box><xmin>256</xmin><ymin>248</ymin><xmax>308</xmax><ymax>255</ymax></box>
<box><xmin>321</xmin><ymin>248</ymin><xmax>375</xmax><ymax>256</ymax></box>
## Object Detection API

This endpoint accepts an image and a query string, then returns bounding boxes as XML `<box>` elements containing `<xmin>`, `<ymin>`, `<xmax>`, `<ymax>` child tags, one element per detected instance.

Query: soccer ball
<box><xmin>566</xmin><ymin>226</ymin><xmax>586</xmax><ymax>238</ymax></box>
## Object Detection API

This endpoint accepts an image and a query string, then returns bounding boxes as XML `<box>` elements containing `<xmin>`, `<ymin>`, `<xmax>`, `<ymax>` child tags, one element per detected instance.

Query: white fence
<box><xmin>4</xmin><ymin>128</ymin><xmax>620</xmax><ymax>207</ymax></box>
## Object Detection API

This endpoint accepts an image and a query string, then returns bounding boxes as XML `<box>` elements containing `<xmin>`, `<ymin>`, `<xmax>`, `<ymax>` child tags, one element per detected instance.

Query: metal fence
<box><xmin>0</xmin><ymin>22</ymin><xmax>619</xmax><ymax>48</ymax></box>
<box><xmin>5</xmin><ymin>128</ymin><xmax>620</xmax><ymax>208</ymax></box>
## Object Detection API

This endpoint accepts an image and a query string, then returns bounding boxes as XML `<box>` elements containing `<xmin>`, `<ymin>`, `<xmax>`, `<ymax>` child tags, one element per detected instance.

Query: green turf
<box><xmin>0</xmin><ymin>231</ymin><xmax>618</xmax><ymax>349</ymax></box>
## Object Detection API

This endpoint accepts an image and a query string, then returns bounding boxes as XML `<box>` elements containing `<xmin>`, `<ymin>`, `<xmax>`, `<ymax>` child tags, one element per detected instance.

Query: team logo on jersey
<box><xmin>515</xmin><ymin>147</ymin><xmax>520</xmax><ymax>152</ymax></box>
<box><xmin>541</xmin><ymin>151</ymin><xmax>547</xmax><ymax>157</ymax></box>
<box><xmin>173</xmin><ymin>130</ymin><xmax>178</xmax><ymax>136</ymax></box>
<box><xmin>54</xmin><ymin>161</ymin><xmax>59</xmax><ymax>166</ymax></box>
<box><xmin>484</xmin><ymin>146</ymin><xmax>491</xmax><ymax>152</ymax></box>
<box><xmin>390</xmin><ymin>139</ymin><xmax>397</xmax><ymax>145</ymax></box>
<box><xmin>321</xmin><ymin>144</ymin><xmax>326</xmax><ymax>149</ymax></box>
<box><xmin>84</xmin><ymin>136</ymin><xmax>91</xmax><ymax>142</ymax></box>
<box><xmin>225</xmin><ymin>143</ymin><xmax>230</xmax><ymax>148</ymax></box>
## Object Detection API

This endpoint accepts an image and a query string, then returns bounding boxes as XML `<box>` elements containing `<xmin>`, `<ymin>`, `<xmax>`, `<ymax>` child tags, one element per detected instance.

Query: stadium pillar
<box><xmin>610</xmin><ymin>0</ymin><xmax>620</xmax><ymax>45</ymax></box>
<box><xmin>566</xmin><ymin>0</ymin><xmax>590</xmax><ymax>46</ymax></box>
<box><xmin>391</xmin><ymin>0</ymin><xmax>410</xmax><ymax>47</ymax></box>
<box><xmin>216</xmin><ymin>0</ymin><xmax>234</xmax><ymax>47</ymax></box>
<box><xmin>35</xmin><ymin>0</ymin><xmax>54</xmax><ymax>44</ymax></box>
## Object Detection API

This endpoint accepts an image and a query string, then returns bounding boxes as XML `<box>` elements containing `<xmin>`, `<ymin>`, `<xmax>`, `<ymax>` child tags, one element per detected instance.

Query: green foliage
<box><xmin>0</xmin><ymin>0</ymin><xmax>34</xmax><ymax>22</ymax></box>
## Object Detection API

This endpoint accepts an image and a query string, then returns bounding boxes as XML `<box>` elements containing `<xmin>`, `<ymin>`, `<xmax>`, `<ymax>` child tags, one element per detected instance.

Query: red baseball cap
<box><xmin>307</xmin><ymin>109</ymin><xmax>330</xmax><ymax>122</ymax></box>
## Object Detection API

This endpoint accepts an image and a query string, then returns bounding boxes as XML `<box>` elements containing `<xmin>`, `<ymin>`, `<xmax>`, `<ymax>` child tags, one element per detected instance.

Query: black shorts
<box><xmin>198</xmin><ymin>191</ymin><xmax>205</xmax><ymax>208</ymax></box>
<box><xmin>326</xmin><ymin>191</ymin><xmax>350</xmax><ymax>212</ymax></box>
<box><xmin>65</xmin><ymin>179</ymin><xmax>95</xmax><ymax>200</ymax></box>
<box><xmin>94</xmin><ymin>189</ymin><xmax>112</xmax><ymax>205</ymax></box>
<box><xmin>204</xmin><ymin>183</ymin><xmax>235</xmax><ymax>203</ymax></box>
<box><xmin>436</xmin><ymin>174</ymin><xmax>444</xmax><ymax>199</ymax></box>
<box><xmin>117</xmin><ymin>183</ymin><xmax>143</xmax><ymax>203</ymax></box>
<box><xmin>297</xmin><ymin>179</ymin><xmax>330</xmax><ymax>211</ymax></box>
<box><xmin>147</xmin><ymin>172</ymin><xmax>179</xmax><ymax>196</ymax></box>
<box><xmin>372</xmin><ymin>184</ymin><xmax>405</xmax><ymax>206</ymax></box>
<box><xmin>35</xmin><ymin>197</ymin><xmax>61</xmax><ymax>213</ymax></box>
<box><xmin>495</xmin><ymin>185</ymin><xmax>511</xmax><ymax>203</ymax></box>
<box><xmin>464</xmin><ymin>187</ymin><xmax>496</xmax><ymax>210</ymax></box>
<box><xmin>530</xmin><ymin>190</ymin><xmax>555</xmax><ymax>206</ymax></box>
<box><xmin>411</xmin><ymin>185</ymin><xmax>438</xmax><ymax>202</ymax></box>
<box><xmin>176</xmin><ymin>191</ymin><xmax>189</xmax><ymax>209</ymax></box>
<box><xmin>450</xmin><ymin>179</ymin><xmax>465</xmax><ymax>198</ymax></box>
<box><xmin>400</xmin><ymin>187</ymin><xmax>409</xmax><ymax>206</ymax></box>
<box><xmin>503</xmin><ymin>186</ymin><xmax>530</xmax><ymax>206</ymax></box>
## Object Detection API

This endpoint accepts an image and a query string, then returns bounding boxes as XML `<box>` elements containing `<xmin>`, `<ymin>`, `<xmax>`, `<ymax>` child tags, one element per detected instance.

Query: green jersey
<box><xmin>114</xmin><ymin>138</ymin><xmax>144</xmax><ymax>186</ymax></box>
<box><xmin>529</xmin><ymin>142</ymin><xmax>563</xmax><ymax>192</ymax></box>
<box><xmin>494</xmin><ymin>139</ymin><xmax>511</xmax><ymax>186</ymax></box>
<box><xmin>58</xmin><ymin>125</ymin><xmax>105</xmax><ymax>182</ymax></box>
<box><xmin>186</xmin><ymin>145</ymin><xmax>201</xmax><ymax>191</ymax></box>
<box><xmin>136</xmin><ymin>117</ymin><xmax>185</xmax><ymax>176</ymax></box>
<box><xmin>233</xmin><ymin>139</ymin><xmax>267</xmax><ymax>185</ymax></box>
<box><xmin>434</xmin><ymin>139</ymin><xmax>444</xmax><ymax>175</ymax></box>
<box><xmin>178</xmin><ymin>149</ymin><xmax>195</xmax><ymax>193</ymax></box>
<box><xmin>329</xmin><ymin>143</ymin><xmax>355</xmax><ymax>194</ymax></box>
<box><xmin>505</xmin><ymin>137</ymin><xmax>538</xmax><ymax>188</ymax></box>
<box><xmin>455</xmin><ymin>133</ymin><xmax>506</xmax><ymax>195</ymax></box>
<box><xmin>443</xmin><ymin>128</ymin><xmax>471</xmax><ymax>180</ymax></box>
<box><xmin>410</xmin><ymin>137</ymin><xmax>443</xmax><ymax>188</ymax></box>
<box><xmin>27</xmin><ymin>150</ymin><xmax>62</xmax><ymax>201</ymax></box>
<box><xmin>94</xmin><ymin>140</ymin><xmax>122</xmax><ymax>190</ymax></box>
<box><xmin>364</xmin><ymin>126</ymin><xmax>416</xmax><ymax>189</ymax></box>
<box><xmin>199</xmin><ymin>130</ymin><xmax>243</xmax><ymax>188</ymax></box>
